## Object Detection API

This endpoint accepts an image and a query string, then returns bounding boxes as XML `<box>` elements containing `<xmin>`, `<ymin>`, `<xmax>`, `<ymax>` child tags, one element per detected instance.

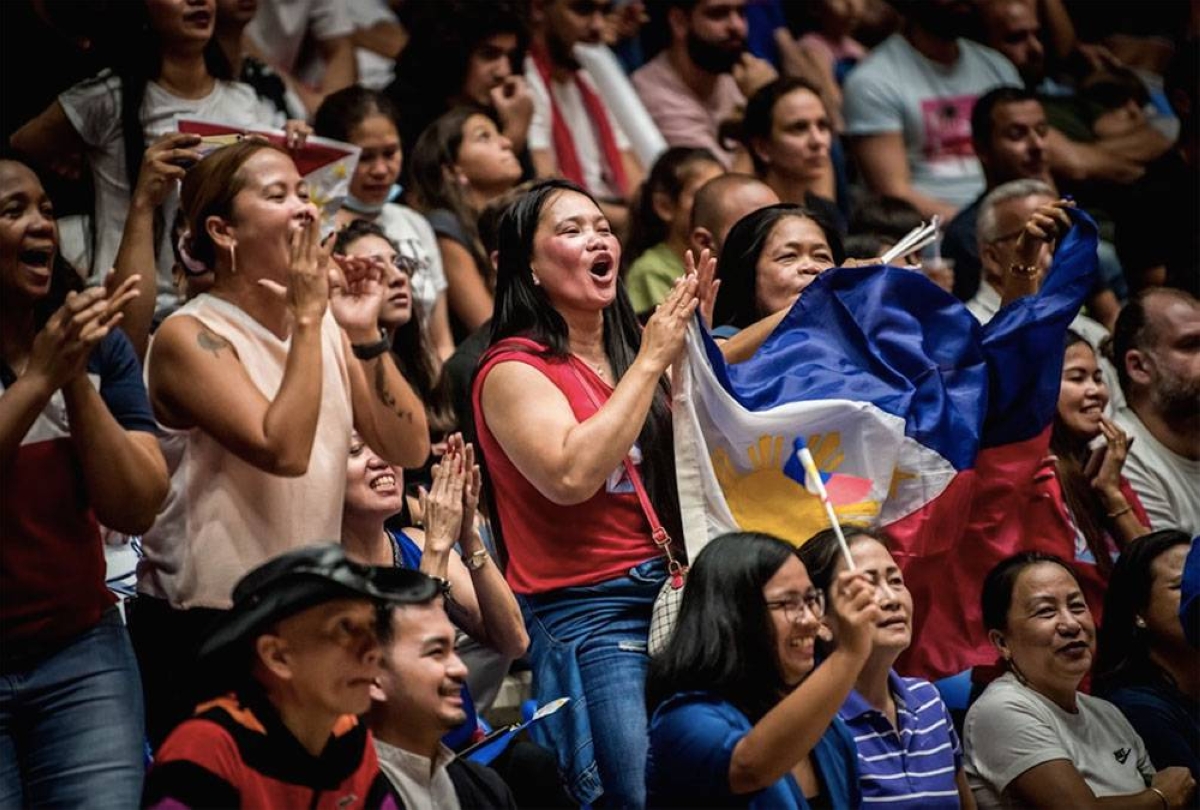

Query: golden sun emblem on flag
<box><xmin>711</xmin><ymin>434</ymin><xmax>880</xmax><ymax>547</ymax></box>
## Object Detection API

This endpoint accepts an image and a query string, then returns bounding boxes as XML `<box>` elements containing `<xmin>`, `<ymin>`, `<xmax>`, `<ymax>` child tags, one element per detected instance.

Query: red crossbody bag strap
<box><xmin>568</xmin><ymin>360</ymin><xmax>686</xmax><ymax>588</ymax></box>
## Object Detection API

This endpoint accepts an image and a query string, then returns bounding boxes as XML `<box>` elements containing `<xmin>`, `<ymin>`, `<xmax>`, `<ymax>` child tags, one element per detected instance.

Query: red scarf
<box><xmin>529</xmin><ymin>44</ymin><xmax>629</xmax><ymax>198</ymax></box>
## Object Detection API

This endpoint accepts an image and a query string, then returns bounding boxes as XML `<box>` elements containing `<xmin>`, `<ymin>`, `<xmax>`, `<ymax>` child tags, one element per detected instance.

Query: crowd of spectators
<box><xmin>1</xmin><ymin>0</ymin><xmax>1197</xmax><ymax>808</ymax></box>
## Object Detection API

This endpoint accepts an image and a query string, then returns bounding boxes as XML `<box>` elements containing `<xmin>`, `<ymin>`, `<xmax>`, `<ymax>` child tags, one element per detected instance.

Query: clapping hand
<box><xmin>329</xmin><ymin>252</ymin><xmax>386</xmax><ymax>340</ymax></box>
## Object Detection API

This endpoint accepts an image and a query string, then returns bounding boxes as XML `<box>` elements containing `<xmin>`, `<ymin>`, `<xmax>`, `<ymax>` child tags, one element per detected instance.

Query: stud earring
<box><xmin>1135</xmin><ymin>616</ymin><xmax>1147</xmax><ymax>629</ymax></box>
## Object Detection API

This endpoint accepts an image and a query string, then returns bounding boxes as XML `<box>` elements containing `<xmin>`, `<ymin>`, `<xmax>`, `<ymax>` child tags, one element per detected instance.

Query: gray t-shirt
<box><xmin>964</xmin><ymin>673</ymin><xmax>1154</xmax><ymax>809</ymax></box>
<box><xmin>843</xmin><ymin>34</ymin><xmax>1020</xmax><ymax>209</ymax></box>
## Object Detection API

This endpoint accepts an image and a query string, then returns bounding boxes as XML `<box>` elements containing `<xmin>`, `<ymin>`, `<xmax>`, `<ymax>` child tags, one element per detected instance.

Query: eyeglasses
<box><xmin>765</xmin><ymin>590</ymin><xmax>826</xmax><ymax>623</ymax></box>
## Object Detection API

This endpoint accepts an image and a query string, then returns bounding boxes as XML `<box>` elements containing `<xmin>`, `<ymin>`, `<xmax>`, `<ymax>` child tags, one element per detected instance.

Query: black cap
<box><xmin>199</xmin><ymin>543</ymin><xmax>439</xmax><ymax>660</ymax></box>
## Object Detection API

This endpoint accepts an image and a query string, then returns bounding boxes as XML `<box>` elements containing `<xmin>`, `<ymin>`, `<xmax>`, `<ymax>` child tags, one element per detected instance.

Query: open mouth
<box><xmin>589</xmin><ymin>255</ymin><xmax>614</xmax><ymax>279</ymax></box>
<box><xmin>369</xmin><ymin>473</ymin><xmax>397</xmax><ymax>492</ymax></box>
<box><xmin>878</xmin><ymin>616</ymin><xmax>908</xmax><ymax>629</ymax></box>
<box><xmin>19</xmin><ymin>248</ymin><xmax>52</xmax><ymax>268</ymax></box>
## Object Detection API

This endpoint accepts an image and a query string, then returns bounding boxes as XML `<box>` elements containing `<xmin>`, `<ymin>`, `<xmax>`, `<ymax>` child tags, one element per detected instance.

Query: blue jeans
<box><xmin>0</xmin><ymin>608</ymin><xmax>146</xmax><ymax>809</ymax></box>
<box><xmin>520</xmin><ymin>558</ymin><xmax>665</xmax><ymax>809</ymax></box>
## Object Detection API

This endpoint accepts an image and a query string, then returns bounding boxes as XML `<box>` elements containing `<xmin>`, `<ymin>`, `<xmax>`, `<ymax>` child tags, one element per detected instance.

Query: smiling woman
<box><xmin>0</xmin><ymin>160</ymin><xmax>168</xmax><ymax>806</ymax></box>
<box><xmin>712</xmin><ymin>202</ymin><xmax>844</xmax><ymax>331</ymax></box>
<box><xmin>131</xmin><ymin>140</ymin><xmax>429</xmax><ymax>747</ymax></box>
<box><xmin>964</xmin><ymin>553</ymin><xmax>1196</xmax><ymax>809</ymax></box>
<box><xmin>645</xmin><ymin>532</ymin><xmax>878</xmax><ymax>809</ymax></box>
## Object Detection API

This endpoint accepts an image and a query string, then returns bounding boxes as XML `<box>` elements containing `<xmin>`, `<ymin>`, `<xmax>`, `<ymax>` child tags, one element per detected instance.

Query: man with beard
<box><xmin>525</xmin><ymin>0</ymin><xmax>644</xmax><ymax>233</ymax></box>
<box><xmin>368</xmin><ymin>595</ymin><xmax>516</xmax><ymax>809</ymax></box>
<box><xmin>631</xmin><ymin>0</ymin><xmax>777</xmax><ymax>168</ymax></box>
<box><xmin>843</xmin><ymin>0</ymin><xmax>1020</xmax><ymax>220</ymax></box>
<box><xmin>1111</xmin><ymin>289</ymin><xmax>1200</xmax><ymax>536</ymax></box>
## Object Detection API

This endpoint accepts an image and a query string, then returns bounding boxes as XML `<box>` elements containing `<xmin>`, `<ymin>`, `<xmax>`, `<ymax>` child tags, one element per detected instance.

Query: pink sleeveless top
<box><xmin>140</xmin><ymin>295</ymin><xmax>353</xmax><ymax>609</ymax></box>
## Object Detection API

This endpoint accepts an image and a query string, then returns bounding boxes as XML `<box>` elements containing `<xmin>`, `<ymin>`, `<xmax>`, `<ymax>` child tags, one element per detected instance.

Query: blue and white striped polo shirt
<box><xmin>839</xmin><ymin>672</ymin><xmax>963</xmax><ymax>808</ymax></box>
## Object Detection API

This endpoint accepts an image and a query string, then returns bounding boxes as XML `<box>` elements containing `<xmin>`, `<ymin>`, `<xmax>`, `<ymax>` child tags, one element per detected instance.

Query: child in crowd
<box><xmin>623</xmin><ymin>146</ymin><xmax>724</xmax><ymax>316</ymax></box>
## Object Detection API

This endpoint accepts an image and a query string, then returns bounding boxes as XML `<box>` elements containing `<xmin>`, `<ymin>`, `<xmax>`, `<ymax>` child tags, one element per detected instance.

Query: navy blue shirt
<box><xmin>646</xmin><ymin>691</ymin><xmax>861</xmax><ymax>809</ymax></box>
<box><xmin>1105</xmin><ymin>674</ymin><xmax>1200</xmax><ymax>780</ymax></box>
<box><xmin>839</xmin><ymin>672</ymin><xmax>964</xmax><ymax>808</ymax></box>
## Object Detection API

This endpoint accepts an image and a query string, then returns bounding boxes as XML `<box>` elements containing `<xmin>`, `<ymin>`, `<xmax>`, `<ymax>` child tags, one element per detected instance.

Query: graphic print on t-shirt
<box><xmin>919</xmin><ymin>95</ymin><xmax>977</xmax><ymax>164</ymax></box>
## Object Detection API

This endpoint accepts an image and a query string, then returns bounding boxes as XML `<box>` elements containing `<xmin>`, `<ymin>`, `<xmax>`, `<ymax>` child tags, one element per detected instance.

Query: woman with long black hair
<box><xmin>471</xmin><ymin>178</ymin><xmax>697</xmax><ymax>807</ymax></box>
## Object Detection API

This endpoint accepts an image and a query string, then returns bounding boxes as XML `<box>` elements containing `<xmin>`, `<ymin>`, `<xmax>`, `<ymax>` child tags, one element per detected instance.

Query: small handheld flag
<box><xmin>796</xmin><ymin>446</ymin><xmax>856</xmax><ymax>570</ymax></box>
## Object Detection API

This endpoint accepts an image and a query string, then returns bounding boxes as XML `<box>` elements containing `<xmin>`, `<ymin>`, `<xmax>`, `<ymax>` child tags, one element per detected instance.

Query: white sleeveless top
<box><xmin>139</xmin><ymin>294</ymin><xmax>354</xmax><ymax>609</ymax></box>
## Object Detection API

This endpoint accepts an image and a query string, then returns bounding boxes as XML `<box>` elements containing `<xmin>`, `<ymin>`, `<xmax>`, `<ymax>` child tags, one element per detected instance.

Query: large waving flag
<box><xmin>674</xmin><ymin>210</ymin><xmax>1099</xmax><ymax>678</ymax></box>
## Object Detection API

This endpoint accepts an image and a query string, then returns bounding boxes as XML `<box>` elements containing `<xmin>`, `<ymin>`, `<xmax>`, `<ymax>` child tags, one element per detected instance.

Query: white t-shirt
<box><xmin>525</xmin><ymin>56</ymin><xmax>632</xmax><ymax>200</ymax></box>
<box><xmin>843</xmin><ymin>34</ymin><xmax>1020</xmax><ymax>209</ymax></box>
<box><xmin>247</xmin><ymin>0</ymin><xmax>353</xmax><ymax>86</ymax></box>
<box><xmin>1114</xmin><ymin>407</ymin><xmax>1200</xmax><ymax>536</ymax></box>
<box><xmin>374</xmin><ymin>203</ymin><xmax>448</xmax><ymax>322</ymax></box>
<box><xmin>345</xmin><ymin>0</ymin><xmax>397</xmax><ymax>90</ymax></box>
<box><xmin>964</xmin><ymin>673</ymin><xmax>1154</xmax><ymax>809</ymax></box>
<box><xmin>58</xmin><ymin>71</ymin><xmax>281</xmax><ymax>314</ymax></box>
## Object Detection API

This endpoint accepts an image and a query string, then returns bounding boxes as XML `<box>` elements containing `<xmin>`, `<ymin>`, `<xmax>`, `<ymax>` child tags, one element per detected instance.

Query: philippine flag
<box><xmin>177</xmin><ymin>118</ymin><xmax>360</xmax><ymax>236</ymax></box>
<box><xmin>674</xmin><ymin>209</ymin><xmax>1099</xmax><ymax>679</ymax></box>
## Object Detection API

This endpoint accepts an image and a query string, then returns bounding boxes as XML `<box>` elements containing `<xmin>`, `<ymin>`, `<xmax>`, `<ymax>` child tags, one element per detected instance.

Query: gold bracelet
<box><xmin>1107</xmin><ymin>504</ymin><xmax>1134</xmax><ymax>519</ymax></box>
<box><xmin>1008</xmin><ymin>263</ymin><xmax>1039</xmax><ymax>277</ymax></box>
<box><xmin>1149</xmin><ymin>786</ymin><xmax>1169</xmax><ymax>810</ymax></box>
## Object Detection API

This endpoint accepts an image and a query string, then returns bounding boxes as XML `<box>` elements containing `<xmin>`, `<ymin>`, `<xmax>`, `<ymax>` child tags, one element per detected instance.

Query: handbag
<box><xmin>625</xmin><ymin>455</ymin><xmax>688</xmax><ymax>657</ymax></box>
<box><xmin>567</xmin><ymin>359</ymin><xmax>687</xmax><ymax>657</ymax></box>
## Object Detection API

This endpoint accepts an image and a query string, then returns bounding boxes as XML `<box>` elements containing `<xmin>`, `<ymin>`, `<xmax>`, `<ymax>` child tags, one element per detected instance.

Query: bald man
<box><xmin>689</xmin><ymin>173</ymin><xmax>780</xmax><ymax>260</ymax></box>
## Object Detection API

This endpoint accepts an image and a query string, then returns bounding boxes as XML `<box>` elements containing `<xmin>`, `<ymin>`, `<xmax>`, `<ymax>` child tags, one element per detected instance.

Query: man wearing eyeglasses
<box><xmin>143</xmin><ymin>544</ymin><xmax>437</xmax><ymax>809</ymax></box>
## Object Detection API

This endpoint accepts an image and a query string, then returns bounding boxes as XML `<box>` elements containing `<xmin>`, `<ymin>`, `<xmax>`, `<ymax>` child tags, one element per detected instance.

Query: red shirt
<box><xmin>473</xmin><ymin>337</ymin><xmax>658</xmax><ymax>594</ymax></box>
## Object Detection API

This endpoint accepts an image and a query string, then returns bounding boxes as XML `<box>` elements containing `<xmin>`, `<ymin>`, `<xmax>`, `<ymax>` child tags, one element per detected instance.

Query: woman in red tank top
<box><xmin>472</xmin><ymin>178</ymin><xmax>698</xmax><ymax>807</ymax></box>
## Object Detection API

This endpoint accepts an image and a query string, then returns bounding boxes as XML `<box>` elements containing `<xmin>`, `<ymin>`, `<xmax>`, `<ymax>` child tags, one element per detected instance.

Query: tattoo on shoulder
<box><xmin>373</xmin><ymin>358</ymin><xmax>413</xmax><ymax>423</ymax></box>
<box><xmin>196</xmin><ymin>327</ymin><xmax>232</xmax><ymax>358</ymax></box>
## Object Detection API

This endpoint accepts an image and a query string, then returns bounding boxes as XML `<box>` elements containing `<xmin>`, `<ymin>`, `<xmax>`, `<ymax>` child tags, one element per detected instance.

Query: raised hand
<box><xmin>685</xmin><ymin>248</ymin><xmax>719</xmax><ymax>328</ymax></box>
<box><xmin>329</xmin><ymin>252</ymin><xmax>386</xmax><ymax>341</ymax></box>
<box><xmin>1014</xmin><ymin>198</ymin><xmax>1075</xmax><ymax>271</ymax></box>
<box><xmin>490</xmin><ymin>76</ymin><xmax>534</xmax><ymax>140</ymax></box>
<box><xmin>638</xmin><ymin>274</ymin><xmax>700</xmax><ymax>373</ymax></box>
<box><xmin>827</xmin><ymin>570</ymin><xmax>879</xmax><ymax>661</ymax></box>
<box><xmin>1083</xmin><ymin>416</ymin><xmax>1133</xmax><ymax>501</ymax></box>
<box><xmin>421</xmin><ymin>444</ymin><xmax>466</xmax><ymax>557</ymax></box>
<box><xmin>134</xmin><ymin>133</ymin><xmax>202</xmax><ymax>210</ymax></box>
<box><xmin>283</xmin><ymin>119</ymin><xmax>313</xmax><ymax>151</ymax></box>
<box><xmin>259</xmin><ymin>215</ymin><xmax>331</xmax><ymax>324</ymax></box>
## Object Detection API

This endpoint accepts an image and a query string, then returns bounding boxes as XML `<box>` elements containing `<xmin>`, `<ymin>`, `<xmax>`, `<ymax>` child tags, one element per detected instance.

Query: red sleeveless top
<box><xmin>472</xmin><ymin>337</ymin><xmax>657</xmax><ymax>594</ymax></box>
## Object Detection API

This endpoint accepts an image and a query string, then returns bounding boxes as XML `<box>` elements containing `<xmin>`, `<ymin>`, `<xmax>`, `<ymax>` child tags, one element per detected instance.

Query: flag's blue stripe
<box><xmin>699</xmin><ymin>210</ymin><xmax>1098</xmax><ymax>470</ymax></box>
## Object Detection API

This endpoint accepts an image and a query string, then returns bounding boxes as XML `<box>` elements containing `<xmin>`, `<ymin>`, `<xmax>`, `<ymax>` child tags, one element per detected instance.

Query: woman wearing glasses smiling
<box><xmin>645</xmin><ymin>532</ymin><xmax>878</xmax><ymax>809</ymax></box>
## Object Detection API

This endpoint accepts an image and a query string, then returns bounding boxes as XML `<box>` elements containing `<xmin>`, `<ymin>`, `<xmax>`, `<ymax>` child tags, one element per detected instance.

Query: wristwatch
<box><xmin>351</xmin><ymin>329</ymin><xmax>391</xmax><ymax>360</ymax></box>
<box><xmin>462</xmin><ymin>549</ymin><xmax>490</xmax><ymax>571</ymax></box>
